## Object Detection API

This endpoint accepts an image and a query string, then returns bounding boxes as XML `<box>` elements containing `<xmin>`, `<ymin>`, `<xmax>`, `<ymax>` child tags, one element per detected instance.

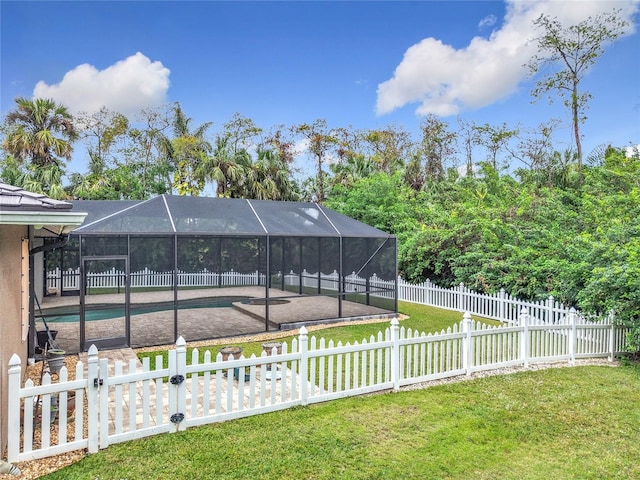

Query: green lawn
<box><xmin>40</xmin><ymin>364</ymin><xmax>640</xmax><ymax>480</ymax></box>
<box><xmin>36</xmin><ymin>303</ymin><xmax>640</xmax><ymax>479</ymax></box>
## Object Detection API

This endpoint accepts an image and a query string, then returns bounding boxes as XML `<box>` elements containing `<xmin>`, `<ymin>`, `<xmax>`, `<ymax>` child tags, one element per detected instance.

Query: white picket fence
<box><xmin>7</xmin><ymin>309</ymin><xmax>628</xmax><ymax>463</ymax></box>
<box><xmin>397</xmin><ymin>278</ymin><xmax>590</xmax><ymax>325</ymax></box>
<box><xmin>47</xmin><ymin>268</ymin><xmax>583</xmax><ymax>325</ymax></box>
<box><xmin>46</xmin><ymin>268</ymin><xmax>267</xmax><ymax>292</ymax></box>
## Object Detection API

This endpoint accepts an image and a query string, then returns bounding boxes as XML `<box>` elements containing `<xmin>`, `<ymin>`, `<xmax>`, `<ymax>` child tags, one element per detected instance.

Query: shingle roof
<box><xmin>0</xmin><ymin>183</ymin><xmax>73</xmax><ymax>211</ymax></box>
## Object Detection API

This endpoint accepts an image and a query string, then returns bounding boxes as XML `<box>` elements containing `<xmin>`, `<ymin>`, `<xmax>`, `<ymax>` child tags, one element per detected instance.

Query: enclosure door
<box><xmin>81</xmin><ymin>256</ymin><xmax>129</xmax><ymax>351</ymax></box>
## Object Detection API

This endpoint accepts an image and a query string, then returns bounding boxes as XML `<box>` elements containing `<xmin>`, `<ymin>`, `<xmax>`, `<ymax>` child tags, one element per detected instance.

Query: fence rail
<box><xmin>46</xmin><ymin>268</ymin><xmax>396</xmax><ymax>294</ymax></box>
<box><xmin>47</xmin><ymin>269</ymin><xmax>585</xmax><ymax>327</ymax></box>
<box><xmin>47</xmin><ymin>268</ymin><xmax>269</xmax><ymax>292</ymax></box>
<box><xmin>8</xmin><ymin>309</ymin><xmax>628</xmax><ymax>463</ymax></box>
<box><xmin>397</xmin><ymin>278</ymin><xmax>593</xmax><ymax>325</ymax></box>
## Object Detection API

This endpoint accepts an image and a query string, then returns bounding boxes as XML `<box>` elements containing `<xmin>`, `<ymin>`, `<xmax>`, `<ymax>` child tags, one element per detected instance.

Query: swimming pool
<box><xmin>38</xmin><ymin>296</ymin><xmax>253</xmax><ymax>323</ymax></box>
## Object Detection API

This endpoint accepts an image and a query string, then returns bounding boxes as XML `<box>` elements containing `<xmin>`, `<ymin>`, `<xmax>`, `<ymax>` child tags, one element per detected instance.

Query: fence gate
<box><xmin>81</xmin><ymin>256</ymin><xmax>130</xmax><ymax>351</ymax></box>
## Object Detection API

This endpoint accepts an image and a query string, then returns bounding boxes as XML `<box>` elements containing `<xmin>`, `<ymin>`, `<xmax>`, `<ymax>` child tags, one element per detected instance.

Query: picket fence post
<box><xmin>86</xmin><ymin>345</ymin><xmax>99</xmax><ymax>453</ymax></box>
<box><xmin>457</xmin><ymin>283</ymin><xmax>464</xmax><ymax>311</ymax></box>
<box><xmin>568</xmin><ymin>308</ymin><xmax>577</xmax><ymax>363</ymax></box>
<box><xmin>299</xmin><ymin>327</ymin><xmax>309</xmax><ymax>405</ymax></box>
<box><xmin>7</xmin><ymin>354</ymin><xmax>21</xmax><ymax>462</ymax></box>
<box><xmin>461</xmin><ymin>312</ymin><xmax>473</xmax><ymax>376</ymax></box>
<box><xmin>424</xmin><ymin>279</ymin><xmax>431</xmax><ymax>305</ymax></box>
<box><xmin>389</xmin><ymin>317</ymin><xmax>400</xmax><ymax>391</ymax></box>
<box><xmin>546</xmin><ymin>296</ymin><xmax>555</xmax><ymax>324</ymax></box>
<box><xmin>519</xmin><ymin>308</ymin><xmax>530</xmax><ymax>368</ymax></box>
<box><xmin>498</xmin><ymin>289</ymin><xmax>506</xmax><ymax>322</ymax></box>
<box><xmin>608</xmin><ymin>310</ymin><xmax>616</xmax><ymax>361</ymax></box>
<box><xmin>175</xmin><ymin>336</ymin><xmax>187</xmax><ymax>432</ymax></box>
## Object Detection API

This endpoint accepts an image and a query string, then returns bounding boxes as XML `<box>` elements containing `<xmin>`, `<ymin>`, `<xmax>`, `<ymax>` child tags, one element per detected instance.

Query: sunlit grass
<box><xmin>40</xmin><ymin>364</ymin><xmax>640</xmax><ymax>480</ymax></box>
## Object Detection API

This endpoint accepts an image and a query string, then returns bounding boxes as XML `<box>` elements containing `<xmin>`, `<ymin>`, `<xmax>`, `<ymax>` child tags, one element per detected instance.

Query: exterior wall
<box><xmin>32</xmin><ymin>240</ymin><xmax>44</xmax><ymax>299</ymax></box>
<box><xmin>0</xmin><ymin>224</ymin><xmax>28</xmax><ymax>458</ymax></box>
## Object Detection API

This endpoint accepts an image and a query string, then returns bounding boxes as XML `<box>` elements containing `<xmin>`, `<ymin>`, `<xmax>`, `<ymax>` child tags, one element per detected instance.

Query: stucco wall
<box><xmin>0</xmin><ymin>224</ymin><xmax>28</xmax><ymax>458</ymax></box>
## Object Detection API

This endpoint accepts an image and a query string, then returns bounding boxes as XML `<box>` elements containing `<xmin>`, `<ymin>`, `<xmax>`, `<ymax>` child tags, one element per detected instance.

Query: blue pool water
<box><xmin>38</xmin><ymin>296</ymin><xmax>251</xmax><ymax>323</ymax></box>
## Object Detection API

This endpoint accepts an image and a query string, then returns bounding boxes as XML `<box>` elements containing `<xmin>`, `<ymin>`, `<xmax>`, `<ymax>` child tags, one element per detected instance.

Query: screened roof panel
<box><xmin>166</xmin><ymin>196</ymin><xmax>265</xmax><ymax>234</ymax></box>
<box><xmin>70</xmin><ymin>200</ymin><xmax>139</xmax><ymax>227</ymax></box>
<box><xmin>73</xmin><ymin>197</ymin><xmax>173</xmax><ymax>233</ymax></box>
<box><xmin>317</xmin><ymin>205</ymin><xmax>390</xmax><ymax>237</ymax></box>
<box><xmin>249</xmin><ymin>200</ymin><xmax>338</xmax><ymax>236</ymax></box>
<box><xmin>70</xmin><ymin>195</ymin><xmax>393</xmax><ymax>238</ymax></box>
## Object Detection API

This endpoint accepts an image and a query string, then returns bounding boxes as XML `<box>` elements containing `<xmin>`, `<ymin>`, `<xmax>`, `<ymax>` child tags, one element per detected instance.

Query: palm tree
<box><xmin>198</xmin><ymin>134</ymin><xmax>244</xmax><ymax>197</ymax></box>
<box><xmin>22</xmin><ymin>163</ymin><xmax>67</xmax><ymax>199</ymax></box>
<box><xmin>247</xmin><ymin>148</ymin><xmax>297</xmax><ymax>200</ymax></box>
<box><xmin>159</xmin><ymin>103</ymin><xmax>212</xmax><ymax>195</ymax></box>
<box><xmin>329</xmin><ymin>153</ymin><xmax>376</xmax><ymax>189</ymax></box>
<box><xmin>3</xmin><ymin>97</ymin><xmax>78</xmax><ymax>168</ymax></box>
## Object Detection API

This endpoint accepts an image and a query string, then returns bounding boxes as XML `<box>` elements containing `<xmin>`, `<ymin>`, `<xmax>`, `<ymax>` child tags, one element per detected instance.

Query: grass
<box><xmin>39</xmin><ymin>303</ymin><xmax>640</xmax><ymax>479</ymax></box>
<box><xmin>40</xmin><ymin>364</ymin><xmax>640</xmax><ymax>480</ymax></box>
<box><xmin>138</xmin><ymin>301</ymin><xmax>499</xmax><ymax>364</ymax></box>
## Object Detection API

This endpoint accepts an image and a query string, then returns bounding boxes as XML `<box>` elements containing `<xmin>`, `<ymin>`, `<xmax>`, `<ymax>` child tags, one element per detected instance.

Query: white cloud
<box><xmin>376</xmin><ymin>0</ymin><xmax>639</xmax><ymax>118</ymax></box>
<box><xmin>478</xmin><ymin>14</ymin><xmax>497</xmax><ymax>29</ymax></box>
<box><xmin>33</xmin><ymin>52</ymin><xmax>170</xmax><ymax>116</ymax></box>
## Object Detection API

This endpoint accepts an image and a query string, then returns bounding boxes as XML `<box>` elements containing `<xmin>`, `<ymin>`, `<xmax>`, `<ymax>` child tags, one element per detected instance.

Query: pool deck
<box><xmin>40</xmin><ymin>287</ymin><xmax>393</xmax><ymax>354</ymax></box>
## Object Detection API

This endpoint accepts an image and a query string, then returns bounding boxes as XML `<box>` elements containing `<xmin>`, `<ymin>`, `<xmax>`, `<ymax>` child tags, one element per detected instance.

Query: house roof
<box><xmin>0</xmin><ymin>183</ymin><xmax>73</xmax><ymax>211</ymax></box>
<box><xmin>0</xmin><ymin>183</ymin><xmax>87</xmax><ymax>235</ymax></box>
<box><xmin>70</xmin><ymin>195</ymin><xmax>392</xmax><ymax>238</ymax></box>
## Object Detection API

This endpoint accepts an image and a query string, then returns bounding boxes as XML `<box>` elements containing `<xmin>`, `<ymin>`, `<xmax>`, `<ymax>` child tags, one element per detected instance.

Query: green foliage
<box><xmin>2</xmin><ymin>94</ymin><xmax>640</xmax><ymax>350</ymax></box>
<box><xmin>325</xmin><ymin>171</ymin><xmax>421</xmax><ymax>239</ymax></box>
<box><xmin>326</xmin><ymin>147</ymin><xmax>640</xmax><ymax>351</ymax></box>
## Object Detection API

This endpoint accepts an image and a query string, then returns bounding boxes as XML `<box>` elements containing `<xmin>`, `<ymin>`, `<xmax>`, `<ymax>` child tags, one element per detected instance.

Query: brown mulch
<box><xmin>1</xmin><ymin>355</ymin><xmax>86</xmax><ymax>480</ymax></box>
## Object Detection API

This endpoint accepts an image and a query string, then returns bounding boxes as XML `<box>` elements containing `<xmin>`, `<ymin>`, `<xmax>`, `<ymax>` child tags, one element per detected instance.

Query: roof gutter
<box><xmin>0</xmin><ymin>211</ymin><xmax>88</xmax><ymax>234</ymax></box>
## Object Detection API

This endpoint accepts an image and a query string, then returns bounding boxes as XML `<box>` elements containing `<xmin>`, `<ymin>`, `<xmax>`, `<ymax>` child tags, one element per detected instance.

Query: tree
<box><xmin>198</xmin><ymin>134</ymin><xmax>244</xmax><ymax>197</ymax></box>
<box><xmin>235</xmin><ymin>148</ymin><xmax>297</xmax><ymax>200</ymax></box>
<box><xmin>475</xmin><ymin>122</ymin><xmax>517</xmax><ymax>171</ymax></box>
<box><xmin>294</xmin><ymin>119</ymin><xmax>337</xmax><ymax>203</ymax></box>
<box><xmin>527</xmin><ymin>9</ymin><xmax>629</xmax><ymax>170</ymax></box>
<box><xmin>131</xmin><ymin>105</ymin><xmax>173</xmax><ymax>196</ymax></box>
<box><xmin>223</xmin><ymin>113</ymin><xmax>262</xmax><ymax>153</ymax></box>
<box><xmin>328</xmin><ymin>152</ymin><xmax>376</xmax><ymax>190</ymax></box>
<box><xmin>263</xmin><ymin>127</ymin><xmax>296</xmax><ymax>165</ymax></box>
<box><xmin>3</xmin><ymin>97</ymin><xmax>78</xmax><ymax>168</ymax></box>
<box><xmin>360</xmin><ymin>125</ymin><xmax>413</xmax><ymax>174</ymax></box>
<box><xmin>405</xmin><ymin>115</ymin><xmax>456</xmax><ymax>190</ymax></box>
<box><xmin>456</xmin><ymin>117</ymin><xmax>480</xmax><ymax>177</ymax></box>
<box><xmin>161</xmin><ymin>103</ymin><xmax>212</xmax><ymax>195</ymax></box>
<box><xmin>76</xmin><ymin>106</ymin><xmax>129</xmax><ymax>173</ymax></box>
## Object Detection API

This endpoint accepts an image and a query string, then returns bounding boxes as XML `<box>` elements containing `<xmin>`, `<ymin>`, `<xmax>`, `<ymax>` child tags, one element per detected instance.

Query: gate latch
<box><xmin>170</xmin><ymin>413</ymin><xmax>185</xmax><ymax>424</ymax></box>
<box><xmin>170</xmin><ymin>374</ymin><xmax>185</xmax><ymax>385</ymax></box>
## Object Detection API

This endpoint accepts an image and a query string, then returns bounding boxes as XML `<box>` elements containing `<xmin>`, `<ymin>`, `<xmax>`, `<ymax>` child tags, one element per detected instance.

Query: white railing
<box><xmin>46</xmin><ymin>268</ymin><xmax>397</xmax><ymax>299</ymax></box>
<box><xmin>47</xmin><ymin>269</ymin><xmax>604</xmax><ymax>327</ymax></box>
<box><xmin>397</xmin><ymin>278</ymin><xmax>589</xmax><ymax>325</ymax></box>
<box><xmin>46</xmin><ymin>268</ymin><xmax>610</xmax><ymax>327</ymax></box>
<box><xmin>282</xmin><ymin>270</ymin><xmax>395</xmax><ymax>297</ymax></box>
<box><xmin>7</xmin><ymin>309</ymin><xmax>628</xmax><ymax>463</ymax></box>
<box><xmin>46</xmin><ymin>268</ymin><xmax>267</xmax><ymax>292</ymax></box>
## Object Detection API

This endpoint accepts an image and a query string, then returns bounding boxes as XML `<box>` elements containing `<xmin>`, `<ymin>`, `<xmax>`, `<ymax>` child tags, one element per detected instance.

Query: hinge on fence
<box><xmin>93</xmin><ymin>378</ymin><xmax>103</xmax><ymax>388</ymax></box>
<box><xmin>170</xmin><ymin>413</ymin><xmax>185</xmax><ymax>424</ymax></box>
<box><xmin>170</xmin><ymin>374</ymin><xmax>185</xmax><ymax>385</ymax></box>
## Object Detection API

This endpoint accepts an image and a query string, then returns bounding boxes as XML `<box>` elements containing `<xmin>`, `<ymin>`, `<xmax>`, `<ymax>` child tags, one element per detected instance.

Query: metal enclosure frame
<box><xmin>42</xmin><ymin>196</ymin><xmax>397</xmax><ymax>351</ymax></box>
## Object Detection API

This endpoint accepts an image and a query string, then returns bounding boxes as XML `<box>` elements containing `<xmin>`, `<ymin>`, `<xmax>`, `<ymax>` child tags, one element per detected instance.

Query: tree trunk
<box><xmin>572</xmin><ymin>82</ymin><xmax>583</xmax><ymax>174</ymax></box>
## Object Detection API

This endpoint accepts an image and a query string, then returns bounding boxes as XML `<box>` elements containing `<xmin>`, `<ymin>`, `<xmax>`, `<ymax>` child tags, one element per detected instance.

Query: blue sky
<box><xmin>1</xmin><ymin>1</ymin><xmax>639</xmax><ymax>178</ymax></box>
